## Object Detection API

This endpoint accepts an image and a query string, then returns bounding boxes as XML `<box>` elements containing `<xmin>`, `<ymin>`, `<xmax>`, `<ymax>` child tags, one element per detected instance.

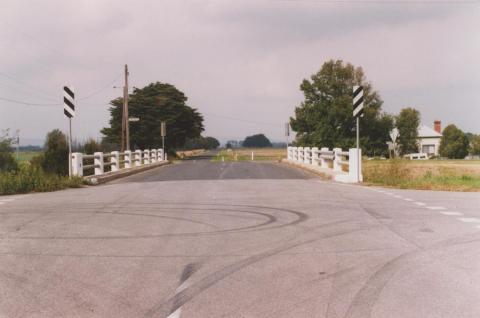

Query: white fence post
<box><xmin>143</xmin><ymin>150</ymin><xmax>150</xmax><ymax>164</ymax></box>
<box><xmin>94</xmin><ymin>152</ymin><xmax>104</xmax><ymax>175</ymax></box>
<box><xmin>320</xmin><ymin>147</ymin><xmax>329</xmax><ymax>168</ymax></box>
<box><xmin>298</xmin><ymin>147</ymin><xmax>304</xmax><ymax>163</ymax></box>
<box><xmin>111</xmin><ymin>151</ymin><xmax>120</xmax><ymax>172</ymax></box>
<box><xmin>311</xmin><ymin>147</ymin><xmax>319</xmax><ymax>166</ymax></box>
<box><xmin>303</xmin><ymin>147</ymin><xmax>311</xmax><ymax>164</ymax></box>
<box><xmin>151</xmin><ymin>149</ymin><xmax>157</xmax><ymax>163</ymax></box>
<box><xmin>124</xmin><ymin>150</ymin><xmax>132</xmax><ymax>168</ymax></box>
<box><xmin>72</xmin><ymin>153</ymin><xmax>83</xmax><ymax>177</ymax></box>
<box><xmin>287</xmin><ymin>147</ymin><xmax>291</xmax><ymax>160</ymax></box>
<box><xmin>349</xmin><ymin>148</ymin><xmax>363</xmax><ymax>182</ymax></box>
<box><xmin>135</xmin><ymin>150</ymin><xmax>142</xmax><ymax>167</ymax></box>
<box><xmin>333</xmin><ymin>148</ymin><xmax>342</xmax><ymax>172</ymax></box>
<box><xmin>158</xmin><ymin>149</ymin><xmax>164</xmax><ymax>161</ymax></box>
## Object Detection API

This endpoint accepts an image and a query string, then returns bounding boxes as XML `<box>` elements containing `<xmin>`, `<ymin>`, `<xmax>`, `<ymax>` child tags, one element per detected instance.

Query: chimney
<box><xmin>434</xmin><ymin>120</ymin><xmax>441</xmax><ymax>134</ymax></box>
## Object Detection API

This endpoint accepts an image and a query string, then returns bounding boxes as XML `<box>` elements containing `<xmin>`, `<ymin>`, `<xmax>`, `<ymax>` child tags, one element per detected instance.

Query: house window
<box><xmin>422</xmin><ymin>144</ymin><xmax>435</xmax><ymax>154</ymax></box>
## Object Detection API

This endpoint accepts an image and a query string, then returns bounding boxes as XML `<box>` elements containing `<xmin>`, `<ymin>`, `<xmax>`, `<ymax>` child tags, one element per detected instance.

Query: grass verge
<box><xmin>0</xmin><ymin>165</ymin><xmax>85</xmax><ymax>195</ymax></box>
<box><xmin>363</xmin><ymin>159</ymin><xmax>480</xmax><ymax>191</ymax></box>
<box><xmin>213</xmin><ymin>148</ymin><xmax>286</xmax><ymax>162</ymax></box>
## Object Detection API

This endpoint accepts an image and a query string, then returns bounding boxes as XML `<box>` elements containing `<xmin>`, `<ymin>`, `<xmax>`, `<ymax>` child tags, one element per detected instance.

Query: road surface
<box><xmin>1</xmin><ymin>156</ymin><xmax>480</xmax><ymax>317</ymax></box>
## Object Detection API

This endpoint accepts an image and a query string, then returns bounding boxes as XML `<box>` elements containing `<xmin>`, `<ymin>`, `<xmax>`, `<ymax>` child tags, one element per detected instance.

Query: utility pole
<box><xmin>124</xmin><ymin>64</ymin><xmax>130</xmax><ymax>151</ymax></box>
<box><xmin>161</xmin><ymin>121</ymin><xmax>166</xmax><ymax>154</ymax></box>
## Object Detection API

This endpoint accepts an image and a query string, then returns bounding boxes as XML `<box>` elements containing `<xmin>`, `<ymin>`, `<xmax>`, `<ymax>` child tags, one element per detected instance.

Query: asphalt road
<box><xmin>1</xmin><ymin>156</ymin><xmax>480</xmax><ymax>317</ymax></box>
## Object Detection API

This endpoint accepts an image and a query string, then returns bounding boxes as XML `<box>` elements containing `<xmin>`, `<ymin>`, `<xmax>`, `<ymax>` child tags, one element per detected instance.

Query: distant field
<box><xmin>363</xmin><ymin>159</ymin><xmax>480</xmax><ymax>191</ymax></box>
<box><xmin>214</xmin><ymin>148</ymin><xmax>286</xmax><ymax>162</ymax></box>
<box><xmin>16</xmin><ymin>151</ymin><xmax>42</xmax><ymax>163</ymax></box>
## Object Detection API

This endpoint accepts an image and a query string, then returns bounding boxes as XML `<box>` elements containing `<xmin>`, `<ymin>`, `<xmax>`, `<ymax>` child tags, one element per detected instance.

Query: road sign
<box><xmin>63</xmin><ymin>86</ymin><xmax>75</xmax><ymax>118</ymax></box>
<box><xmin>129</xmin><ymin>117</ymin><xmax>140</xmax><ymax>122</ymax></box>
<box><xmin>352</xmin><ymin>85</ymin><xmax>364</xmax><ymax>117</ymax></box>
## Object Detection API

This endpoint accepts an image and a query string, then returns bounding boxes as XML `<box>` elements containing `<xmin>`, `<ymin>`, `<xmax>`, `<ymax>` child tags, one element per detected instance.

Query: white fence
<box><xmin>71</xmin><ymin>149</ymin><xmax>166</xmax><ymax>177</ymax></box>
<box><xmin>287</xmin><ymin>146</ymin><xmax>362</xmax><ymax>183</ymax></box>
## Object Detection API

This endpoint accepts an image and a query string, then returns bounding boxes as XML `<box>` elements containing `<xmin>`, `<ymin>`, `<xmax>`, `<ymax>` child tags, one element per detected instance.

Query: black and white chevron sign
<box><xmin>63</xmin><ymin>86</ymin><xmax>75</xmax><ymax>118</ymax></box>
<box><xmin>352</xmin><ymin>85</ymin><xmax>364</xmax><ymax>117</ymax></box>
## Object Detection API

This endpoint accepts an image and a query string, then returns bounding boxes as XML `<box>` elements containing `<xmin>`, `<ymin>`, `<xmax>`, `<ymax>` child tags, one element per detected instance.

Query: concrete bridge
<box><xmin>1</xmin><ymin>152</ymin><xmax>480</xmax><ymax>317</ymax></box>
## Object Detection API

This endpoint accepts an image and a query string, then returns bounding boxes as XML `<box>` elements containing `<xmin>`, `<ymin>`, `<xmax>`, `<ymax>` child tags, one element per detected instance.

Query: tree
<box><xmin>395</xmin><ymin>107</ymin><xmax>421</xmax><ymax>155</ymax></box>
<box><xmin>42</xmin><ymin>129</ymin><xmax>69</xmax><ymax>176</ymax></box>
<box><xmin>469</xmin><ymin>135</ymin><xmax>480</xmax><ymax>156</ymax></box>
<box><xmin>101</xmin><ymin>82</ymin><xmax>204</xmax><ymax>151</ymax></box>
<box><xmin>439</xmin><ymin>124</ymin><xmax>469</xmax><ymax>159</ymax></box>
<box><xmin>183</xmin><ymin>136</ymin><xmax>220</xmax><ymax>150</ymax></box>
<box><xmin>290</xmin><ymin>60</ymin><xmax>393</xmax><ymax>156</ymax></box>
<box><xmin>0</xmin><ymin>129</ymin><xmax>18</xmax><ymax>172</ymax></box>
<box><xmin>242</xmin><ymin>134</ymin><xmax>272</xmax><ymax>148</ymax></box>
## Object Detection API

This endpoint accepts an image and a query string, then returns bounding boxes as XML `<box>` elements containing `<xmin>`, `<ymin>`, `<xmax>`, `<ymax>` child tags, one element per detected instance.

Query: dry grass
<box><xmin>363</xmin><ymin>159</ymin><xmax>480</xmax><ymax>191</ymax></box>
<box><xmin>214</xmin><ymin>148</ymin><xmax>286</xmax><ymax>162</ymax></box>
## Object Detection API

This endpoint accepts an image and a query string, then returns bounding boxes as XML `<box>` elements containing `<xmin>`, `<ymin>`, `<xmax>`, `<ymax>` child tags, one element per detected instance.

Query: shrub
<box><xmin>42</xmin><ymin>129</ymin><xmax>69</xmax><ymax>176</ymax></box>
<box><xmin>0</xmin><ymin>164</ymin><xmax>84</xmax><ymax>195</ymax></box>
<box><xmin>0</xmin><ymin>131</ymin><xmax>18</xmax><ymax>172</ymax></box>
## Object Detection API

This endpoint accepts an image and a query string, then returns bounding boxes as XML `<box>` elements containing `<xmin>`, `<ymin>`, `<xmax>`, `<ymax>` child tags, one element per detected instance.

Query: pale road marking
<box><xmin>0</xmin><ymin>199</ymin><xmax>15</xmax><ymax>202</ymax></box>
<box><xmin>393</xmin><ymin>195</ymin><xmax>403</xmax><ymax>199</ymax></box>
<box><xmin>167</xmin><ymin>280</ymin><xmax>190</xmax><ymax>318</ymax></box>
<box><xmin>0</xmin><ymin>202</ymin><xmax>5</xmax><ymax>205</ymax></box>
<box><xmin>404</xmin><ymin>198</ymin><xmax>413</xmax><ymax>202</ymax></box>
<box><xmin>476</xmin><ymin>225</ymin><xmax>480</xmax><ymax>229</ymax></box>
<box><xmin>426</xmin><ymin>206</ymin><xmax>446</xmax><ymax>210</ymax></box>
<box><xmin>441</xmin><ymin>211</ymin><xmax>463</xmax><ymax>216</ymax></box>
<box><xmin>458</xmin><ymin>218</ymin><xmax>480</xmax><ymax>223</ymax></box>
<box><xmin>414</xmin><ymin>202</ymin><xmax>426</xmax><ymax>206</ymax></box>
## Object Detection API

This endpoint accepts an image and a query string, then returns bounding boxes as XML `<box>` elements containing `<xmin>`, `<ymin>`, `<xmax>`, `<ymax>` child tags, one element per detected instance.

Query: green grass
<box><xmin>15</xmin><ymin>151</ymin><xmax>42</xmax><ymax>163</ymax></box>
<box><xmin>0</xmin><ymin>164</ymin><xmax>85</xmax><ymax>195</ymax></box>
<box><xmin>363</xmin><ymin>159</ymin><xmax>480</xmax><ymax>191</ymax></box>
<box><xmin>212</xmin><ymin>148</ymin><xmax>286</xmax><ymax>162</ymax></box>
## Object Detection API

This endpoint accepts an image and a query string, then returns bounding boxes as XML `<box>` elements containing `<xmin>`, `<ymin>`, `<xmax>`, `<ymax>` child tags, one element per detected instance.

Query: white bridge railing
<box><xmin>71</xmin><ymin>148</ymin><xmax>166</xmax><ymax>177</ymax></box>
<box><xmin>287</xmin><ymin>146</ymin><xmax>362</xmax><ymax>183</ymax></box>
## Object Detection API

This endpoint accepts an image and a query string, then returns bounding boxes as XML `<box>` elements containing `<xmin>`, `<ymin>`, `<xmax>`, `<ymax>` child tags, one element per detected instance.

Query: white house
<box><xmin>388</xmin><ymin>120</ymin><xmax>442</xmax><ymax>157</ymax></box>
<box><xmin>418</xmin><ymin>120</ymin><xmax>442</xmax><ymax>156</ymax></box>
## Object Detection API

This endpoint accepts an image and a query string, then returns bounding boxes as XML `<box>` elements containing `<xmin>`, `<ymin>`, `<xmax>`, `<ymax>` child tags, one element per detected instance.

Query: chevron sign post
<box><xmin>353</xmin><ymin>85</ymin><xmax>364</xmax><ymax>182</ymax></box>
<box><xmin>64</xmin><ymin>86</ymin><xmax>75</xmax><ymax>177</ymax></box>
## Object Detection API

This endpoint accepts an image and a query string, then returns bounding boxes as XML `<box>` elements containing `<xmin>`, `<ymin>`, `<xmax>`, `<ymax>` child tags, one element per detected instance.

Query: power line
<box><xmin>0</xmin><ymin>96</ymin><xmax>60</xmax><ymax>107</ymax></box>
<box><xmin>77</xmin><ymin>74</ymin><xmax>122</xmax><ymax>101</ymax></box>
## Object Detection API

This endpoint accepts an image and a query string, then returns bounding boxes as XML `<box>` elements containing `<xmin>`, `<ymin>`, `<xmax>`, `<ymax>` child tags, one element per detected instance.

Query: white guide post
<box><xmin>72</xmin><ymin>153</ymin><xmax>83</xmax><ymax>177</ymax></box>
<box><xmin>124</xmin><ymin>150</ymin><xmax>132</xmax><ymax>168</ymax></box>
<box><xmin>111</xmin><ymin>151</ymin><xmax>120</xmax><ymax>172</ymax></box>
<box><xmin>143</xmin><ymin>150</ymin><xmax>150</xmax><ymax>164</ymax></box>
<box><xmin>94</xmin><ymin>152</ymin><xmax>104</xmax><ymax>175</ymax></box>
<box><xmin>135</xmin><ymin>150</ymin><xmax>142</xmax><ymax>167</ymax></box>
<box><xmin>349</xmin><ymin>148</ymin><xmax>363</xmax><ymax>182</ymax></box>
<box><xmin>333</xmin><ymin>148</ymin><xmax>342</xmax><ymax>172</ymax></box>
<box><xmin>311</xmin><ymin>147</ymin><xmax>319</xmax><ymax>166</ymax></box>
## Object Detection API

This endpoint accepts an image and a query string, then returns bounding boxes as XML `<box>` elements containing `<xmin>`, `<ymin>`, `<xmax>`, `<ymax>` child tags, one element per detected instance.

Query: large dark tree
<box><xmin>242</xmin><ymin>134</ymin><xmax>272</xmax><ymax>148</ymax></box>
<box><xmin>439</xmin><ymin>124</ymin><xmax>469</xmax><ymax>159</ymax></box>
<box><xmin>101</xmin><ymin>82</ymin><xmax>204</xmax><ymax>151</ymax></box>
<box><xmin>395</xmin><ymin>107</ymin><xmax>420</xmax><ymax>155</ymax></box>
<box><xmin>290</xmin><ymin>60</ymin><xmax>393</xmax><ymax>156</ymax></box>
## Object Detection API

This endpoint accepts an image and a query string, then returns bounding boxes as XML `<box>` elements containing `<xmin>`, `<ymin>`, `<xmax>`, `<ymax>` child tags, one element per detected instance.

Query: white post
<box><xmin>144</xmin><ymin>150</ymin><xmax>150</xmax><ymax>164</ymax></box>
<box><xmin>124</xmin><ymin>150</ymin><xmax>132</xmax><ymax>169</ymax></box>
<box><xmin>304</xmin><ymin>147</ymin><xmax>311</xmax><ymax>164</ymax></box>
<box><xmin>251</xmin><ymin>151</ymin><xmax>254</xmax><ymax>161</ymax></box>
<box><xmin>320</xmin><ymin>147</ymin><xmax>329</xmax><ymax>168</ymax></box>
<box><xmin>72</xmin><ymin>153</ymin><xmax>83</xmax><ymax>177</ymax></box>
<box><xmin>135</xmin><ymin>150</ymin><xmax>142</xmax><ymax>167</ymax></box>
<box><xmin>151</xmin><ymin>149</ymin><xmax>157</xmax><ymax>163</ymax></box>
<box><xmin>94</xmin><ymin>152</ymin><xmax>104</xmax><ymax>175</ymax></box>
<box><xmin>158</xmin><ymin>148</ymin><xmax>164</xmax><ymax>161</ymax></box>
<box><xmin>298</xmin><ymin>147</ymin><xmax>304</xmax><ymax>163</ymax></box>
<box><xmin>111</xmin><ymin>151</ymin><xmax>120</xmax><ymax>172</ymax></box>
<box><xmin>311</xmin><ymin>147</ymin><xmax>319</xmax><ymax>166</ymax></box>
<box><xmin>287</xmin><ymin>147</ymin><xmax>291</xmax><ymax>160</ymax></box>
<box><xmin>294</xmin><ymin>147</ymin><xmax>298</xmax><ymax>161</ymax></box>
<box><xmin>349</xmin><ymin>148</ymin><xmax>363</xmax><ymax>182</ymax></box>
<box><xmin>333</xmin><ymin>148</ymin><xmax>342</xmax><ymax>172</ymax></box>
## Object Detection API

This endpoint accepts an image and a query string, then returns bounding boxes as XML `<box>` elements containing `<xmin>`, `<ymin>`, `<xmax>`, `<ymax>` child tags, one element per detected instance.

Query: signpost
<box><xmin>353</xmin><ymin>85</ymin><xmax>364</xmax><ymax>182</ymax></box>
<box><xmin>161</xmin><ymin>121</ymin><xmax>166</xmax><ymax>157</ymax></box>
<box><xmin>285</xmin><ymin>122</ymin><xmax>290</xmax><ymax>147</ymax></box>
<box><xmin>63</xmin><ymin>86</ymin><xmax>75</xmax><ymax>177</ymax></box>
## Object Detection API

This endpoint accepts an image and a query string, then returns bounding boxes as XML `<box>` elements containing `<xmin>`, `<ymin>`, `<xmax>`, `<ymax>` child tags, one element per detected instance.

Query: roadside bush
<box><xmin>0</xmin><ymin>164</ymin><xmax>84</xmax><ymax>195</ymax></box>
<box><xmin>42</xmin><ymin>129</ymin><xmax>69</xmax><ymax>176</ymax></box>
<box><xmin>0</xmin><ymin>131</ymin><xmax>18</xmax><ymax>172</ymax></box>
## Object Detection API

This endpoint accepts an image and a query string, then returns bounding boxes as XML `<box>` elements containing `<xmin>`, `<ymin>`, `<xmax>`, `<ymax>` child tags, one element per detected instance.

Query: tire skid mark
<box><xmin>143</xmin><ymin>225</ymin><xmax>372</xmax><ymax>318</ymax></box>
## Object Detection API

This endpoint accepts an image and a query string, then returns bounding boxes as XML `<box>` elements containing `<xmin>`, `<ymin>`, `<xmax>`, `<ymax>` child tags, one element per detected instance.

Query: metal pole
<box><xmin>69</xmin><ymin>118</ymin><xmax>72</xmax><ymax>177</ymax></box>
<box><xmin>162</xmin><ymin>136</ymin><xmax>165</xmax><ymax>155</ymax></box>
<box><xmin>356</xmin><ymin>117</ymin><xmax>360</xmax><ymax>182</ymax></box>
<box><xmin>124</xmin><ymin>64</ymin><xmax>130</xmax><ymax>151</ymax></box>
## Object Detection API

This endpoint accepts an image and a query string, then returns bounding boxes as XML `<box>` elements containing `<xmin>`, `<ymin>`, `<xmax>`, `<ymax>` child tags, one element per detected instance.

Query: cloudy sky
<box><xmin>1</xmin><ymin>0</ymin><xmax>479</xmax><ymax>145</ymax></box>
